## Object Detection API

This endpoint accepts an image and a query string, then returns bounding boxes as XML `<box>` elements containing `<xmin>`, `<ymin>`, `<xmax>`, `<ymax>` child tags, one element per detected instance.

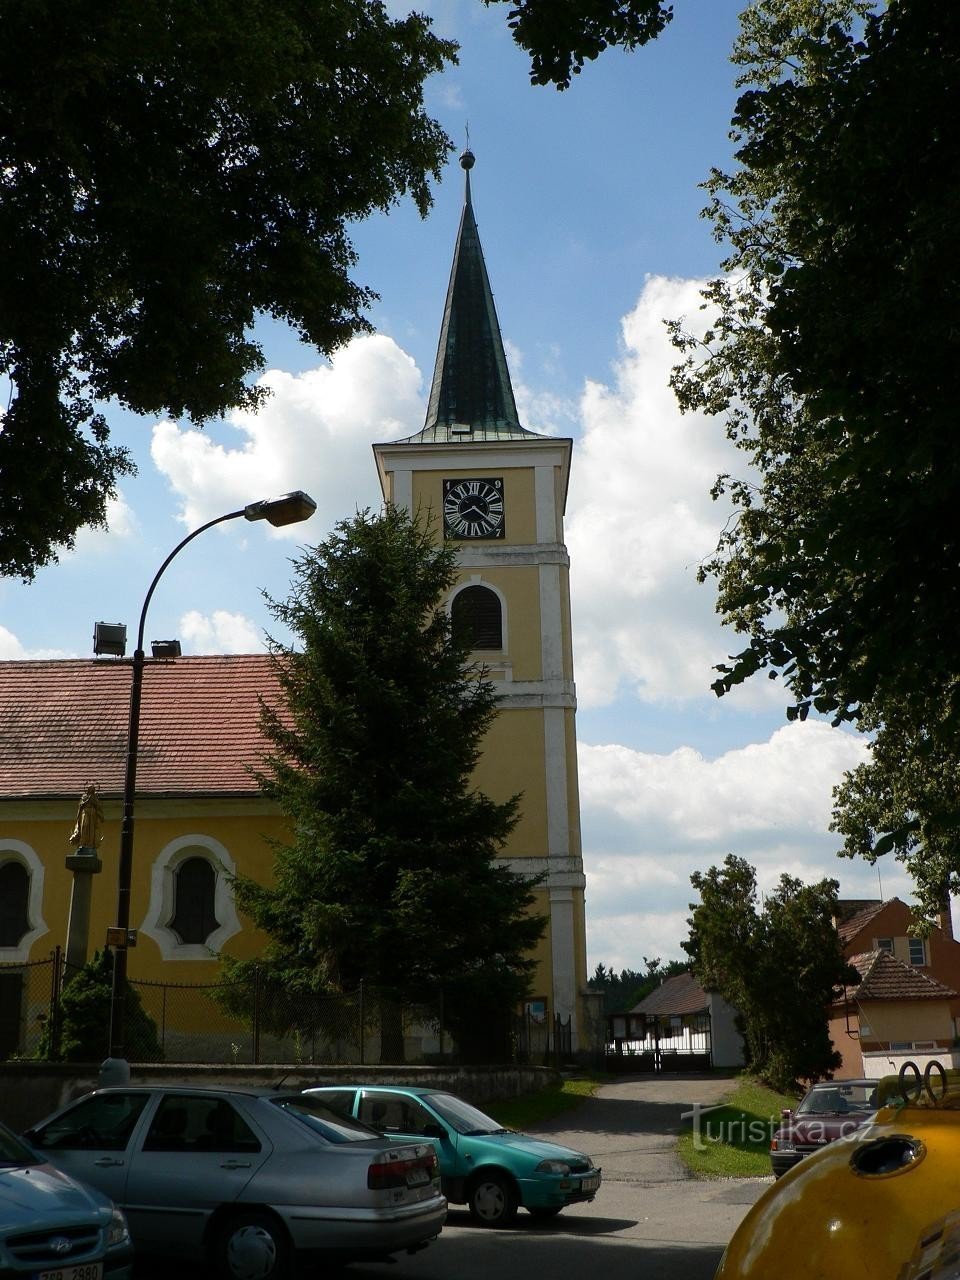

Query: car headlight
<box><xmin>107</xmin><ymin>1207</ymin><xmax>130</xmax><ymax>1247</ymax></box>
<box><xmin>536</xmin><ymin>1159</ymin><xmax>573</xmax><ymax>1174</ymax></box>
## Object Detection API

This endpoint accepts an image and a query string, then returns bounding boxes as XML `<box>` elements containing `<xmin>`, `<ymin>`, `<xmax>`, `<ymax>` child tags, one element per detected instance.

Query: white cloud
<box><xmin>179</xmin><ymin>610</ymin><xmax>264</xmax><ymax>655</ymax></box>
<box><xmin>0</xmin><ymin>624</ymin><xmax>71</xmax><ymax>661</ymax></box>
<box><xmin>580</xmin><ymin>720</ymin><xmax>869</xmax><ymax>846</ymax></box>
<box><xmin>151</xmin><ymin>334</ymin><xmax>424</xmax><ymax>536</ymax></box>
<box><xmin>566</xmin><ymin>273</ymin><xmax>763</xmax><ymax>709</ymax></box>
<box><xmin>576</xmin><ymin>719</ymin><xmax>910</xmax><ymax>969</ymax></box>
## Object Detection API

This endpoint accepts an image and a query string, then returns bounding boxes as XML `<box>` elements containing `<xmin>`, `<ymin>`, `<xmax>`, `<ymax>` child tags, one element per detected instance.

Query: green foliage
<box><xmin>589</xmin><ymin>956</ymin><xmax>687</xmax><ymax>1013</ymax></box>
<box><xmin>0</xmin><ymin>0</ymin><xmax>455</xmax><ymax>579</ymax></box>
<box><xmin>225</xmin><ymin>506</ymin><xmax>545</xmax><ymax>1062</ymax></box>
<box><xmin>40</xmin><ymin>950</ymin><xmax>162</xmax><ymax>1063</ymax></box>
<box><xmin>484</xmin><ymin>0</ymin><xmax>672</xmax><ymax>88</ymax></box>
<box><xmin>670</xmin><ymin>0</ymin><xmax>960</xmax><ymax>916</ymax></box>
<box><xmin>684</xmin><ymin>856</ymin><xmax>856</xmax><ymax>1091</ymax></box>
<box><xmin>677</xmin><ymin>1073</ymin><xmax>800</xmax><ymax>1179</ymax></box>
<box><xmin>487</xmin><ymin>1075</ymin><xmax>602</xmax><ymax>1129</ymax></box>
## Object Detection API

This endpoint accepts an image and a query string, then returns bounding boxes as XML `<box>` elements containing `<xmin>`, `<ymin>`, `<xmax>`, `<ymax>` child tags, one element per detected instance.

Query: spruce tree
<box><xmin>227</xmin><ymin>507</ymin><xmax>545</xmax><ymax>1062</ymax></box>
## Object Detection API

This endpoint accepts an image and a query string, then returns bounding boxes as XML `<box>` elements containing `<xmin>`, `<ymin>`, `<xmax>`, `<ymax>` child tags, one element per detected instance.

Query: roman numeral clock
<box><xmin>442</xmin><ymin>477</ymin><xmax>505</xmax><ymax>540</ymax></box>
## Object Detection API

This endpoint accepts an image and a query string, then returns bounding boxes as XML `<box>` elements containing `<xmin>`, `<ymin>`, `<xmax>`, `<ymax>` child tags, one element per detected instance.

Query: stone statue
<box><xmin>69</xmin><ymin>783</ymin><xmax>104</xmax><ymax>853</ymax></box>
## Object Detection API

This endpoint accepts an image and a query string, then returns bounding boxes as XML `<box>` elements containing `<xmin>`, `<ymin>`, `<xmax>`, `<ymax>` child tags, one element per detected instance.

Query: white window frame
<box><xmin>140</xmin><ymin>836</ymin><xmax>241</xmax><ymax>961</ymax></box>
<box><xmin>0</xmin><ymin>842</ymin><xmax>48</xmax><ymax>961</ymax></box>
<box><xmin>908</xmin><ymin>937</ymin><xmax>927</xmax><ymax>966</ymax></box>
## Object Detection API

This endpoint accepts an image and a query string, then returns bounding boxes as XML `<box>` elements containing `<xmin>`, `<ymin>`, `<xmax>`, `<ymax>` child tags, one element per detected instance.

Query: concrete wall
<box><xmin>0</xmin><ymin>1061</ymin><xmax>561</xmax><ymax>1131</ymax></box>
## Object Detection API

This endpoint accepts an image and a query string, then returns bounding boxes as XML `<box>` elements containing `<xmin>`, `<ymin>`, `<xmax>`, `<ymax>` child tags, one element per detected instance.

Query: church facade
<box><xmin>0</xmin><ymin>153</ymin><xmax>593</xmax><ymax>1057</ymax></box>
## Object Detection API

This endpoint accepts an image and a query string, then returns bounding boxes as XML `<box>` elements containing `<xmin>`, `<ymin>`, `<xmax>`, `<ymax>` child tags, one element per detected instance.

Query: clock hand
<box><xmin>461</xmin><ymin>504</ymin><xmax>487</xmax><ymax>520</ymax></box>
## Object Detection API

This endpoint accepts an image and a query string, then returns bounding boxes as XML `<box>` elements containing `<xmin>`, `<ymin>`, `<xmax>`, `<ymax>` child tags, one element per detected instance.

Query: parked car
<box><xmin>304</xmin><ymin>1084</ymin><xmax>601</xmax><ymax>1226</ymax></box>
<box><xmin>24</xmin><ymin>1086</ymin><xmax>446</xmax><ymax>1280</ymax></box>
<box><xmin>719</xmin><ymin>1062</ymin><xmax>960</xmax><ymax>1280</ymax></box>
<box><xmin>769</xmin><ymin>1077</ymin><xmax>878</xmax><ymax>1176</ymax></box>
<box><xmin>0</xmin><ymin>1114</ymin><xmax>133</xmax><ymax>1279</ymax></box>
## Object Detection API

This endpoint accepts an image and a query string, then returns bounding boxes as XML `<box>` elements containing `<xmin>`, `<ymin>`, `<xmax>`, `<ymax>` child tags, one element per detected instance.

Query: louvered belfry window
<box><xmin>452</xmin><ymin>585</ymin><xmax>502</xmax><ymax>650</ymax></box>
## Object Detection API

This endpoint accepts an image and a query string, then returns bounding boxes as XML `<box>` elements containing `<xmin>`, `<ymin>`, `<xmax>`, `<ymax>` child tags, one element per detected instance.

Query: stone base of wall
<box><xmin>0</xmin><ymin>1060</ymin><xmax>561</xmax><ymax>1130</ymax></box>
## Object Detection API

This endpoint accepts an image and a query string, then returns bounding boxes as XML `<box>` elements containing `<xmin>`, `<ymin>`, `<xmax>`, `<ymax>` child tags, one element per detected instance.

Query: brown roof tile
<box><xmin>842</xmin><ymin>950</ymin><xmax>957</xmax><ymax>1002</ymax></box>
<box><xmin>631</xmin><ymin>971</ymin><xmax>708</xmax><ymax>1017</ymax></box>
<box><xmin>0</xmin><ymin>656</ymin><xmax>285</xmax><ymax>799</ymax></box>
<box><xmin>836</xmin><ymin>900</ymin><xmax>887</xmax><ymax>944</ymax></box>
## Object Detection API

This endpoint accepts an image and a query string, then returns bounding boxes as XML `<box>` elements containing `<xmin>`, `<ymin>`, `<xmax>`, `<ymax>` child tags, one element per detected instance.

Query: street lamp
<box><xmin>108</xmin><ymin>491</ymin><xmax>316</xmax><ymax>1060</ymax></box>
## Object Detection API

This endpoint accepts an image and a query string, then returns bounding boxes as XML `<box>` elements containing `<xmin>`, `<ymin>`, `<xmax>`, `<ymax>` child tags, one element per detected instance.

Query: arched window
<box><xmin>452</xmin><ymin>585</ymin><xmax>503</xmax><ymax>650</ymax></box>
<box><xmin>169</xmin><ymin>857</ymin><xmax>219</xmax><ymax>946</ymax></box>
<box><xmin>0</xmin><ymin>861</ymin><xmax>29</xmax><ymax>948</ymax></box>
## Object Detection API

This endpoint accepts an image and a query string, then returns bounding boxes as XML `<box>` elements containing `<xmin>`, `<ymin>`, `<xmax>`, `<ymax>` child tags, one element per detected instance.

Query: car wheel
<box><xmin>527</xmin><ymin>1206</ymin><xmax>562</xmax><ymax>1220</ymax></box>
<box><xmin>468</xmin><ymin>1172</ymin><xmax>519</xmax><ymax>1227</ymax></box>
<box><xmin>215</xmin><ymin>1211</ymin><xmax>291</xmax><ymax>1280</ymax></box>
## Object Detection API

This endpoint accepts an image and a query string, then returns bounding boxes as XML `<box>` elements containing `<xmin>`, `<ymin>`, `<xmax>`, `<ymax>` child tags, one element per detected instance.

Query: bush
<box><xmin>40</xmin><ymin>950</ymin><xmax>162</xmax><ymax>1062</ymax></box>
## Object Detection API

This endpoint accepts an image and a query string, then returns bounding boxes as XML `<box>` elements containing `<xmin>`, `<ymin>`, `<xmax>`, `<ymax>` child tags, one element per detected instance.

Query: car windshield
<box><xmin>424</xmin><ymin>1093</ymin><xmax>510</xmax><ymax>1136</ymax></box>
<box><xmin>796</xmin><ymin>1083</ymin><xmax>877</xmax><ymax>1115</ymax></box>
<box><xmin>0</xmin><ymin>1120</ymin><xmax>40</xmax><ymax>1168</ymax></box>
<box><xmin>271</xmin><ymin>1095</ymin><xmax>381</xmax><ymax>1144</ymax></box>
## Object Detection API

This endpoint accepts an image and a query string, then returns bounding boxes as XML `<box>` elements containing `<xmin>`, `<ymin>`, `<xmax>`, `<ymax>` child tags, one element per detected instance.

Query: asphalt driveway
<box><xmin>522</xmin><ymin>1073</ymin><xmax>771</xmax><ymax>1246</ymax></box>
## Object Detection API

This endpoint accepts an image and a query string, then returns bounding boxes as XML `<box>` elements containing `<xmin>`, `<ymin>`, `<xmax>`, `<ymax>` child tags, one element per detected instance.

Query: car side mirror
<box><xmin>423</xmin><ymin>1123</ymin><xmax>446</xmax><ymax>1140</ymax></box>
<box><xmin>780</xmin><ymin>1109</ymin><xmax>793</xmax><ymax>1120</ymax></box>
<box><xmin>22</xmin><ymin>1128</ymin><xmax>38</xmax><ymax>1143</ymax></box>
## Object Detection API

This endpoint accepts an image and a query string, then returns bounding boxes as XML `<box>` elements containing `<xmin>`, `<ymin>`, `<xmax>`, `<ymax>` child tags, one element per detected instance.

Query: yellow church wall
<box><xmin>1</xmin><ymin>802</ymin><xmax>286</xmax><ymax>983</ymax></box>
<box><xmin>411</xmin><ymin>466</ymin><xmax>539</xmax><ymax>548</ymax></box>
<box><xmin>462</xmin><ymin>564</ymin><xmax>542</xmax><ymax>681</ymax></box>
<box><xmin>472</xmin><ymin>709</ymin><xmax>548</xmax><ymax>858</ymax></box>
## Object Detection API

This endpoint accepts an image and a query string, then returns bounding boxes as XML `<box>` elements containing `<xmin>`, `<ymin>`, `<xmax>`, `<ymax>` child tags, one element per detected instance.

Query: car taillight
<box><xmin>368</xmin><ymin>1147</ymin><xmax>438</xmax><ymax>1191</ymax></box>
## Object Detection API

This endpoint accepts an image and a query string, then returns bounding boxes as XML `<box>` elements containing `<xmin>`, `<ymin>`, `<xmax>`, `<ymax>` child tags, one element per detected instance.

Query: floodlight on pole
<box><xmin>108</xmin><ymin>491</ymin><xmax>316</xmax><ymax>1060</ymax></box>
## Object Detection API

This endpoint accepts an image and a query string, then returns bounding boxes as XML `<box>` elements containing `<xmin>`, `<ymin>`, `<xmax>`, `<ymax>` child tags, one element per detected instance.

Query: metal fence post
<box><xmin>438</xmin><ymin>986</ymin><xmax>445</xmax><ymax>1061</ymax></box>
<box><xmin>49</xmin><ymin>946</ymin><xmax>63</xmax><ymax>1060</ymax></box>
<box><xmin>252</xmin><ymin>966</ymin><xmax>262</xmax><ymax>1065</ymax></box>
<box><xmin>358</xmin><ymin>981</ymin><xmax>365</xmax><ymax>1066</ymax></box>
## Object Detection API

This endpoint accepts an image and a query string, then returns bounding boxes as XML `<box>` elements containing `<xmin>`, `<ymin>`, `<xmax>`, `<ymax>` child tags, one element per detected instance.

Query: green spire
<box><xmin>408</xmin><ymin>149</ymin><xmax>538</xmax><ymax>443</ymax></box>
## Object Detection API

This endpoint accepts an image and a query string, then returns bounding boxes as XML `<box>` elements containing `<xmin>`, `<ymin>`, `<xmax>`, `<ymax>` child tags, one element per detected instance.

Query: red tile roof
<box><xmin>631</xmin><ymin>971</ymin><xmax>708</xmax><ymax>1017</ymax></box>
<box><xmin>836</xmin><ymin>900</ymin><xmax>888</xmax><ymax>944</ymax></box>
<box><xmin>0</xmin><ymin>656</ymin><xmax>285</xmax><ymax>799</ymax></box>
<box><xmin>842</xmin><ymin>950</ymin><xmax>957</xmax><ymax>1003</ymax></box>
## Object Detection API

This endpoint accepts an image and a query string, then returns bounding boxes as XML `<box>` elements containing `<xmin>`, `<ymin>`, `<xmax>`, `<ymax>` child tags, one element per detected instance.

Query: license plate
<box><xmin>406</xmin><ymin>1167</ymin><xmax>430</xmax><ymax>1187</ymax></box>
<box><xmin>580</xmin><ymin>1174</ymin><xmax>600</xmax><ymax>1192</ymax></box>
<box><xmin>38</xmin><ymin>1263</ymin><xmax>103</xmax><ymax>1280</ymax></box>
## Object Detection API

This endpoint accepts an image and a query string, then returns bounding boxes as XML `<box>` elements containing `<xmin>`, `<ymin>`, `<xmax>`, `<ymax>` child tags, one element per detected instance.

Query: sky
<box><xmin>0</xmin><ymin>0</ymin><xmax>916</xmax><ymax>968</ymax></box>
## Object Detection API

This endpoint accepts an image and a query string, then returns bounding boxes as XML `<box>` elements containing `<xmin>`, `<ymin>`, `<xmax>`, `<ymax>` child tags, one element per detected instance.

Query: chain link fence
<box><xmin>1</xmin><ymin>951</ymin><xmax>586</xmax><ymax>1066</ymax></box>
<box><xmin>0</xmin><ymin>951</ymin><xmax>454</xmax><ymax>1065</ymax></box>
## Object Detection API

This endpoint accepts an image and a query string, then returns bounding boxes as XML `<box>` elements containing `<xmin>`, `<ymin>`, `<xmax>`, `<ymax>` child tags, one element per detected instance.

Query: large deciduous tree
<box><xmin>225</xmin><ymin>507</ymin><xmax>545</xmax><ymax>1063</ymax></box>
<box><xmin>669</xmin><ymin>0</ymin><xmax>960</xmax><ymax>919</ymax></box>
<box><xmin>0</xmin><ymin>0</ymin><xmax>454</xmax><ymax>580</ymax></box>
<box><xmin>684</xmin><ymin>856</ymin><xmax>856</xmax><ymax>1090</ymax></box>
<box><xmin>484</xmin><ymin>0</ymin><xmax>673</xmax><ymax>88</ymax></box>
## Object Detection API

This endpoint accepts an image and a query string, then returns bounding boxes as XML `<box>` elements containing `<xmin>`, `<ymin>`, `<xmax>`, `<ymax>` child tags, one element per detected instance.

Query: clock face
<box><xmin>443</xmin><ymin>477</ymin><xmax>505</xmax><ymax>540</ymax></box>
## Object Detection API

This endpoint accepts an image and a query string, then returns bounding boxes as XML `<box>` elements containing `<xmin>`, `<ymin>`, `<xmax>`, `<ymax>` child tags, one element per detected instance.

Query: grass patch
<box><xmin>486</xmin><ymin>1074</ymin><xmax>603</xmax><ymax>1130</ymax></box>
<box><xmin>677</xmin><ymin>1074</ymin><xmax>800</xmax><ymax>1178</ymax></box>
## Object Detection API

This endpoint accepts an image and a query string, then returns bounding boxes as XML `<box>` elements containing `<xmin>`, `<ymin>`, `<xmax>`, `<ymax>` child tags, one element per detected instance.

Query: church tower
<box><xmin>373</xmin><ymin>151</ymin><xmax>590</xmax><ymax>1049</ymax></box>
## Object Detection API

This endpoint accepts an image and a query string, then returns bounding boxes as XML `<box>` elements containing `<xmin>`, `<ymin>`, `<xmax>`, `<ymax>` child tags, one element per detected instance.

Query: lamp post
<box><xmin>108</xmin><ymin>491</ymin><xmax>316</xmax><ymax>1061</ymax></box>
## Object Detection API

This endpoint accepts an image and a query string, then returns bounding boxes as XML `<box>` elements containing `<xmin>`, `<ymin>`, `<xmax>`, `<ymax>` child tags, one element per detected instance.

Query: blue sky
<box><xmin>0</xmin><ymin>0</ymin><xmax>913</xmax><ymax>967</ymax></box>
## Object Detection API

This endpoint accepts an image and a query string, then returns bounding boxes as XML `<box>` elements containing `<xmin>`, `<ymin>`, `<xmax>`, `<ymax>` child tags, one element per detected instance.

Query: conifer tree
<box><xmin>226</xmin><ymin>507</ymin><xmax>545</xmax><ymax>1062</ymax></box>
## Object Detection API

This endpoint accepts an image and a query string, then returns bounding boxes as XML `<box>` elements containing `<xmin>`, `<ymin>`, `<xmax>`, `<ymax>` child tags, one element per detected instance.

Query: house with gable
<box><xmin>606</xmin><ymin>970</ymin><xmax>745</xmax><ymax>1072</ymax></box>
<box><xmin>830</xmin><ymin>898</ymin><xmax>960</xmax><ymax>1078</ymax></box>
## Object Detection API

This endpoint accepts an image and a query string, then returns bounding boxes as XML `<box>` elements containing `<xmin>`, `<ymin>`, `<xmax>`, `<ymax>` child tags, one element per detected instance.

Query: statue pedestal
<box><xmin>64</xmin><ymin>850</ymin><xmax>103</xmax><ymax>974</ymax></box>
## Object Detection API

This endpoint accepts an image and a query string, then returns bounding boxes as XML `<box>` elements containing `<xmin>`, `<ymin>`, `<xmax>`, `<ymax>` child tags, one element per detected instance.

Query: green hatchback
<box><xmin>304</xmin><ymin>1085</ymin><xmax>601</xmax><ymax>1227</ymax></box>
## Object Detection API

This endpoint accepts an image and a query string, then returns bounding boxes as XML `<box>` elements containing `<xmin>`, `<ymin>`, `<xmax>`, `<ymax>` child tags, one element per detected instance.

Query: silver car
<box><xmin>25</xmin><ymin>1086</ymin><xmax>446</xmax><ymax>1280</ymax></box>
<box><xmin>0</xmin><ymin>1116</ymin><xmax>133</xmax><ymax>1279</ymax></box>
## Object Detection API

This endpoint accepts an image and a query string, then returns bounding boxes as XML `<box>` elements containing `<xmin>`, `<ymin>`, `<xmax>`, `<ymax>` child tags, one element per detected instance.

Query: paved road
<box><xmin>343</xmin><ymin>1074</ymin><xmax>772</xmax><ymax>1280</ymax></box>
